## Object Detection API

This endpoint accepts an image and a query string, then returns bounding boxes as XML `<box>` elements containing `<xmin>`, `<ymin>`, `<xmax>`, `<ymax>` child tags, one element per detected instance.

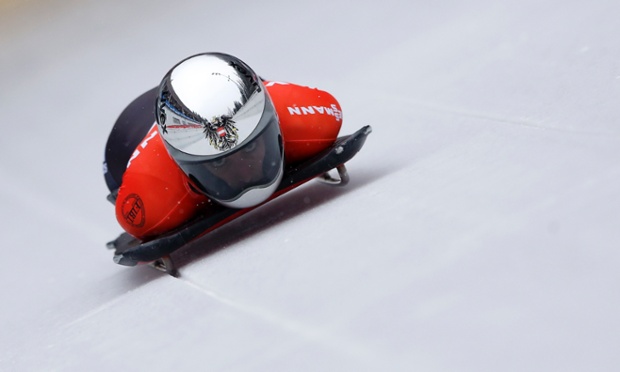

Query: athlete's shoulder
<box><xmin>264</xmin><ymin>81</ymin><xmax>343</xmax><ymax>164</ymax></box>
<box><xmin>115</xmin><ymin>125</ymin><xmax>210</xmax><ymax>239</ymax></box>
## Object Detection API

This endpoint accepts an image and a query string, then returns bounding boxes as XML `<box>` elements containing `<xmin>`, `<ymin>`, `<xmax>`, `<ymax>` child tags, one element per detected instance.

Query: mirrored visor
<box><xmin>172</xmin><ymin>114</ymin><xmax>283</xmax><ymax>206</ymax></box>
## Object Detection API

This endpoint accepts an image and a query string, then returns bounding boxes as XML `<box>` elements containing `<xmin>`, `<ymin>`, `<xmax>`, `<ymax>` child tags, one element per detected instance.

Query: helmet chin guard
<box><xmin>156</xmin><ymin>53</ymin><xmax>283</xmax><ymax>208</ymax></box>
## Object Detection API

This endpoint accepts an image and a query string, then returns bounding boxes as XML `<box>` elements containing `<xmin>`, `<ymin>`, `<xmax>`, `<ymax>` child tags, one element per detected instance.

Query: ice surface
<box><xmin>1</xmin><ymin>0</ymin><xmax>619</xmax><ymax>371</ymax></box>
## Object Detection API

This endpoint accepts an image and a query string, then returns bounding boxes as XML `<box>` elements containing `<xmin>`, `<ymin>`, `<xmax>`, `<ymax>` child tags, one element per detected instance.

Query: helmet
<box><xmin>155</xmin><ymin>53</ymin><xmax>283</xmax><ymax>209</ymax></box>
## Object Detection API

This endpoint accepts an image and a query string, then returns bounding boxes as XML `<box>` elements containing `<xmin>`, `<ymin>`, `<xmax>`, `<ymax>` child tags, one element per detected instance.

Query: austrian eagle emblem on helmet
<box><xmin>203</xmin><ymin>115</ymin><xmax>238</xmax><ymax>151</ymax></box>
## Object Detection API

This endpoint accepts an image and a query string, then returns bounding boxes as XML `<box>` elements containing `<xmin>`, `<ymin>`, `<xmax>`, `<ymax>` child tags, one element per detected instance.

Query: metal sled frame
<box><xmin>108</xmin><ymin>125</ymin><xmax>372</xmax><ymax>275</ymax></box>
<box><xmin>318</xmin><ymin>164</ymin><xmax>350</xmax><ymax>186</ymax></box>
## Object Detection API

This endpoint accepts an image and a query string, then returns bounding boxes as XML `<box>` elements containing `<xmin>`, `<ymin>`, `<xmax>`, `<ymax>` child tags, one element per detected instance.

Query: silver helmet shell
<box><xmin>156</xmin><ymin>53</ymin><xmax>283</xmax><ymax>208</ymax></box>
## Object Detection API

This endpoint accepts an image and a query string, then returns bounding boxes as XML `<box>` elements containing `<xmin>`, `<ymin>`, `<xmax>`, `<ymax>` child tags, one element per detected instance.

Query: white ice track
<box><xmin>1</xmin><ymin>0</ymin><xmax>619</xmax><ymax>370</ymax></box>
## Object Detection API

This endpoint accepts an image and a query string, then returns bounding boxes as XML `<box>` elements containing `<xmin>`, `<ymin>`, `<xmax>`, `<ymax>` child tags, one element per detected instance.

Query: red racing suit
<box><xmin>115</xmin><ymin>81</ymin><xmax>343</xmax><ymax>239</ymax></box>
